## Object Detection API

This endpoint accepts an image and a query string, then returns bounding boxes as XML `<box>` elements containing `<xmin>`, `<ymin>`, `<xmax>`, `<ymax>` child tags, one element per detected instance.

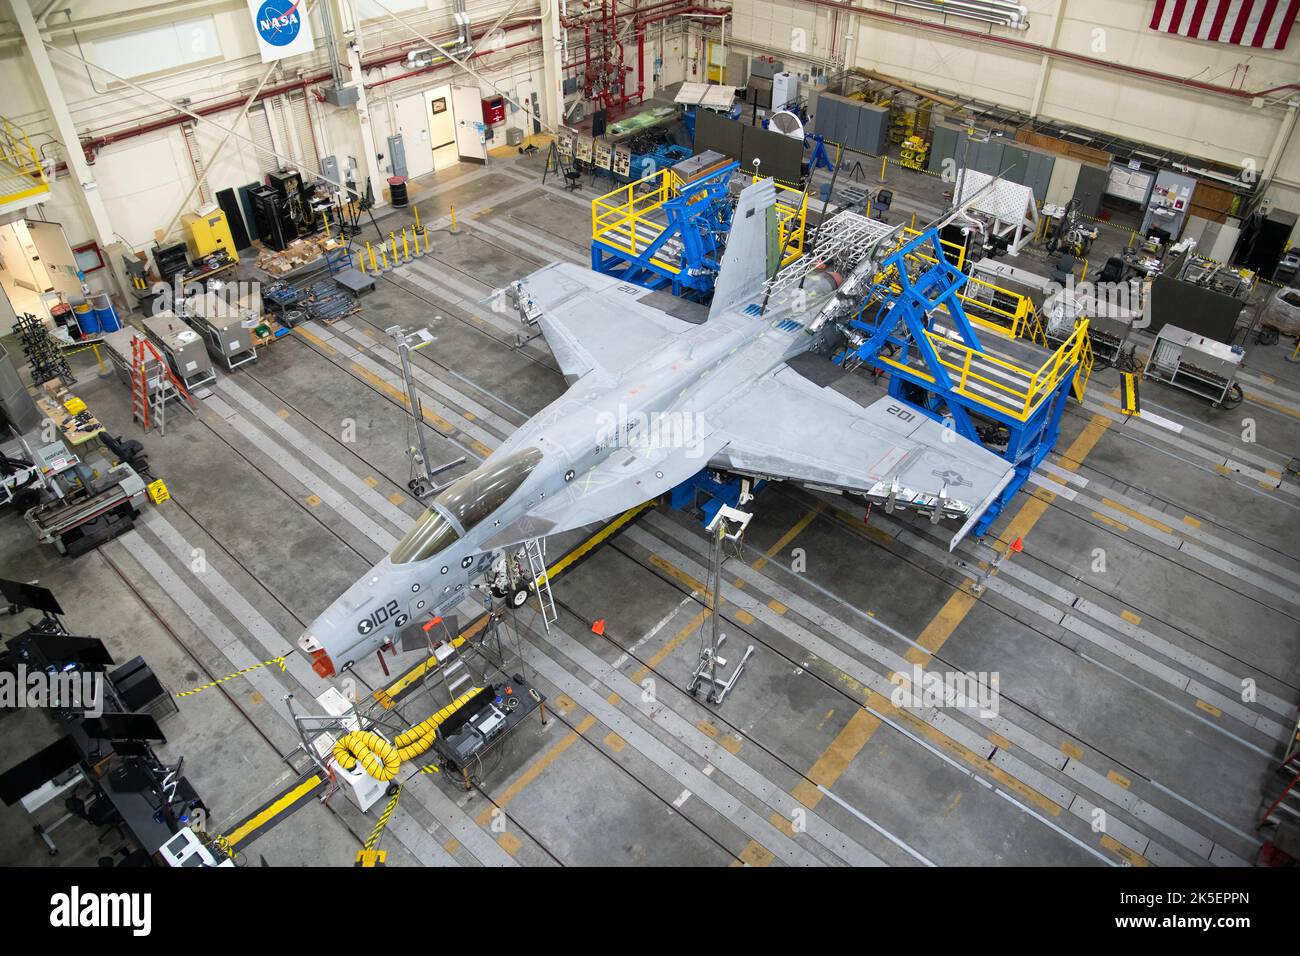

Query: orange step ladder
<box><xmin>131</xmin><ymin>335</ymin><xmax>197</xmax><ymax>435</ymax></box>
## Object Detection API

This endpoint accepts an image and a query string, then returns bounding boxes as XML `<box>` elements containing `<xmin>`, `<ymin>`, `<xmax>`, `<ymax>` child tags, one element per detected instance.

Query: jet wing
<box><xmin>708</xmin><ymin>367</ymin><xmax>1015</xmax><ymax>548</ymax></box>
<box><xmin>517</xmin><ymin>263</ymin><xmax>697</xmax><ymax>382</ymax></box>
<box><xmin>481</xmin><ymin>433</ymin><xmax>730</xmax><ymax>550</ymax></box>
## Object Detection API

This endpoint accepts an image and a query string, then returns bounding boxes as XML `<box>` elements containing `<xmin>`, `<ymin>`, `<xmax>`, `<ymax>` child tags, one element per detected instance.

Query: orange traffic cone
<box><xmin>591</xmin><ymin>619</ymin><xmax>606</xmax><ymax>636</ymax></box>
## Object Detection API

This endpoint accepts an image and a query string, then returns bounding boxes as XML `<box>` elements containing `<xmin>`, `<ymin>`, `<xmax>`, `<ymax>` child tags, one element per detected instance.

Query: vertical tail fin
<box><xmin>708</xmin><ymin>178</ymin><xmax>779</xmax><ymax>321</ymax></box>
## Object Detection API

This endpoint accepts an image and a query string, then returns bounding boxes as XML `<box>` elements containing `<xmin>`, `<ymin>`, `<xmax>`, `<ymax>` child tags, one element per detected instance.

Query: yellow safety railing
<box><xmin>591</xmin><ymin>166</ymin><xmax>807</xmax><ymax>275</ymax></box>
<box><xmin>897</xmin><ymin>227</ymin><xmax>967</xmax><ymax>272</ymax></box>
<box><xmin>874</xmin><ymin>319</ymin><xmax>1091</xmax><ymax>422</ymax></box>
<box><xmin>0</xmin><ymin>117</ymin><xmax>49</xmax><ymax>206</ymax></box>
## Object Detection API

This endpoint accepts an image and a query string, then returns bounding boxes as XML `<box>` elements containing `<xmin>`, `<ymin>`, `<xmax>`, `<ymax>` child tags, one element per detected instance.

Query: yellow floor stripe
<box><xmin>1100</xmin><ymin>498</ymin><xmax>1173</xmax><ymax>534</ymax></box>
<box><xmin>1101</xmin><ymin>833</ymin><xmax>1151</xmax><ymax>867</ymax></box>
<box><xmin>731</xmin><ymin>840</ymin><xmax>776</xmax><ymax>867</ymax></box>
<box><xmin>545</xmin><ymin>501</ymin><xmax>655</xmax><ymax>580</ymax></box>
<box><xmin>1246</xmin><ymin>392</ymin><xmax>1300</xmax><ymax>421</ymax></box>
<box><xmin>905</xmin><ymin>589</ymin><xmax>978</xmax><ymax>666</ymax></box>
<box><xmin>224</xmin><ymin>774</ymin><xmax>323</xmax><ymax>847</ymax></box>
<box><xmin>1092</xmin><ymin>511</ymin><xmax>1130</xmax><ymax>532</ymax></box>
<box><xmin>475</xmin><ymin>714</ymin><xmax>597</xmax><ymax>826</ymax></box>
<box><xmin>751</xmin><ymin>505</ymin><xmax>822</xmax><ymax>572</ymax></box>
<box><xmin>631</xmin><ymin>607</ymin><xmax>710</xmax><ymax>684</ymax></box>
<box><xmin>833</xmin><ymin>417</ymin><xmax>1115</xmax><ymax>801</ymax></box>
<box><xmin>792</xmin><ymin>709</ymin><xmax>882</xmax><ymax>809</ymax></box>
<box><xmin>866</xmin><ymin>690</ymin><xmax>1064</xmax><ymax>817</ymax></box>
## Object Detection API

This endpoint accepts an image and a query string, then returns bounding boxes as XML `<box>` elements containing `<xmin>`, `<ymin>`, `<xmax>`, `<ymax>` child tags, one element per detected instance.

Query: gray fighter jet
<box><xmin>297</xmin><ymin>179</ymin><xmax>1013</xmax><ymax>677</ymax></box>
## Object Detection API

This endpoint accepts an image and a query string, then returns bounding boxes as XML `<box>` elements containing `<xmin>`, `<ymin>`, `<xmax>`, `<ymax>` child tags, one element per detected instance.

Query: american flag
<box><xmin>1149</xmin><ymin>0</ymin><xmax>1300</xmax><ymax>50</ymax></box>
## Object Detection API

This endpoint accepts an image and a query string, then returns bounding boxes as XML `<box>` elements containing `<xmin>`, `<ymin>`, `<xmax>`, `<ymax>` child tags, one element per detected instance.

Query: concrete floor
<box><xmin>1</xmin><ymin>138</ymin><xmax>1298</xmax><ymax>868</ymax></box>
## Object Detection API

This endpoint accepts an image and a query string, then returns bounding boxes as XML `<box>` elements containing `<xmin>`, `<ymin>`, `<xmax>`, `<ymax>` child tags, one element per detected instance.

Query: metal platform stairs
<box><xmin>0</xmin><ymin>116</ymin><xmax>50</xmax><ymax>216</ymax></box>
<box><xmin>590</xmin><ymin>162</ymin><xmax>807</xmax><ymax>299</ymax></box>
<box><xmin>834</xmin><ymin>227</ymin><xmax>1092</xmax><ymax>535</ymax></box>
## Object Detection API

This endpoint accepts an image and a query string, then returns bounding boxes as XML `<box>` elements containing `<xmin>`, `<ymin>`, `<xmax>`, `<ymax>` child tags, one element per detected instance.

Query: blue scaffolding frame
<box><xmin>591</xmin><ymin>161</ymin><xmax>740</xmax><ymax>299</ymax></box>
<box><xmin>834</xmin><ymin>229</ymin><xmax>1081</xmax><ymax>535</ymax></box>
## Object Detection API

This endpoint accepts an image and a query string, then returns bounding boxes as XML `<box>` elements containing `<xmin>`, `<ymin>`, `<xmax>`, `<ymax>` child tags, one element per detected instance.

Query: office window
<box><xmin>91</xmin><ymin>17</ymin><xmax>223</xmax><ymax>80</ymax></box>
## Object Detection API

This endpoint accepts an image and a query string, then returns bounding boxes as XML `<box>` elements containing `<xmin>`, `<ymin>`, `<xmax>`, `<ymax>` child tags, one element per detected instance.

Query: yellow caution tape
<box><xmin>174</xmin><ymin>656</ymin><xmax>287</xmax><ymax>698</ymax></box>
<box><xmin>364</xmin><ymin>785</ymin><xmax>402</xmax><ymax>852</ymax></box>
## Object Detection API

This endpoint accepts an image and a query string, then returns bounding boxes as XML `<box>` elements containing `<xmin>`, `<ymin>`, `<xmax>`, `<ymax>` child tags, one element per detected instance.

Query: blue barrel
<box><xmin>91</xmin><ymin>292</ymin><xmax>119</xmax><ymax>333</ymax></box>
<box><xmin>74</xmin><ymin>301</ymin><xmax>99</xmax><ymax>335</ymax></box>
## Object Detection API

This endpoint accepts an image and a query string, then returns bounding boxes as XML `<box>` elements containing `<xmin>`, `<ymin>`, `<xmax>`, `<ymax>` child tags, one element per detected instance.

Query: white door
<box><xmin>24</xmin><ymin>220</ymin><xmax>82</xmax><ymax>299</ymax></box>
<box><xmin>425</xmin><ymin>86</ymin><xmax>459</xmax><ymax>172</ymax></box>
<box><xmin>451</xmin><ymin>85</ymin><xmax>486</xmax><ymax>164</ymax></box>
<box><xmin>394</xmin><ymin>93</ymin><xmax>434</xmax><ymax>180</ymax></box>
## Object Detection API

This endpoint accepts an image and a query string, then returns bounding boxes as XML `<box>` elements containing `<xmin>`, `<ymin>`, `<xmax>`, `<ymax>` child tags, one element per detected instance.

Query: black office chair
<box><xmin>102</xmin><ymin>433</ymin><xmax>150</xmax><ymax>477</ymax></box>
<box><xmin>874</xmin><ymin>188</ymin><xmax>893</xmax><ymax>223</ymax></box>
<box><xmin>66</xmin><ymin>793</ymin><xmax>126</xmax><ymax>844</ymax></box>
<box><xmin>1098</xmin><ymin>256</ymin><xmax>1125</xmax><ymax>284</ymax></box>
<box><xmin>1050</xmin><ymin>252</ymin><xmax>1077</xmax><ymax>285</ymax></box>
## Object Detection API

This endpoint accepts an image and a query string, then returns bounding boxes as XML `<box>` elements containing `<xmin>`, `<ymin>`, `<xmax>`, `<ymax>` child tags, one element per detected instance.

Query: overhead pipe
<box><xmin>784</xmin><ymin>0</ymin><xmax>1300</xmax><ymax>102</ymax></box>
<box><xmin>365</xmin><ymin>37</ymin><xmax>540</xmax><ymax>90</ymax></box>
<box><xmin>77</xmin><ymin>19</ymin><xmax>539</xmax><ymax>156</ymax></box>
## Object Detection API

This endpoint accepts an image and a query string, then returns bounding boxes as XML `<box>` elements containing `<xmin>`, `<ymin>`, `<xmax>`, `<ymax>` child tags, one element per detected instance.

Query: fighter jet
<box><xmin>297</xmin><ymin>179</ymin><xmax>1014</xmax><ymax>678</ymax></box>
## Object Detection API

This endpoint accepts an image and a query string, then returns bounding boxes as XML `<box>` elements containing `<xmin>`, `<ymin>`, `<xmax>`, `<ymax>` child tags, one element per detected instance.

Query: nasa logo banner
<box><xmin>246</xmin><ymin>0</ymin><xmax>315</xmax><ymax>62</ymax></box>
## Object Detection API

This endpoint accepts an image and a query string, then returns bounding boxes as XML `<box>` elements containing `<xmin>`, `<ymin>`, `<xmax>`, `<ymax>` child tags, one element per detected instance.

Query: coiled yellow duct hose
<box><xmin>332</xmin><ymin>687</ymin><xmax>483</xmax><ymax>781</ymax></box>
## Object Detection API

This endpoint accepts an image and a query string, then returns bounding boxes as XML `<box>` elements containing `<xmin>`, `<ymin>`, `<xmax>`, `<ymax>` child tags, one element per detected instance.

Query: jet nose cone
<box><xmin>297</xmin><ymin>629</ymin><xmax>335</xmax><ymax>678</ymax></box>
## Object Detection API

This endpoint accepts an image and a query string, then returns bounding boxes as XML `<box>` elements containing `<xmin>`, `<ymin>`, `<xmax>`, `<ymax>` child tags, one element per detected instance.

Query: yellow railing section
<box><xmin>591</xmin><ymin>167</ymin><xmax>807</xmax><ymax>275</ymax></box>
<box><xmin>873</xmin><ymin>319</ymin><xmax>1091</xmax><ymax>422</ymax></box>
<box><xmin>0</xmin><ymin>117</ymin><xmax>50</xmax><ymax>206</ymax></box>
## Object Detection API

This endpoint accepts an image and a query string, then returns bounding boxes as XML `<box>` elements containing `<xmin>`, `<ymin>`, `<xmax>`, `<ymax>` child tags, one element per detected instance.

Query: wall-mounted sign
<box><xmin>247</xmin><ymin>0</ymin><xmax>315</xmax><ymax>62</ymax></box>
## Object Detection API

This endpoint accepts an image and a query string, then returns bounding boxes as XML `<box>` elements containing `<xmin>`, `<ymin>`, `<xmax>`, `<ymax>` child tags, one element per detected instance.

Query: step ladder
<box><xmin>325</xmin><ymin>245</ymin><xmax>350</xmax><ymax>275</ymax></box>
<box><xmin>132</xmin><ymin>335</ymin><xmax>197</xmax><ymax>436</ymax></box>
<box><xmin>1260</xmin><ymin>715</ymin><xmax>1300</xmax><ymax>829</ymax></box>
<box><xmin>524</xmin><ymin>538</ymin><xmax>557</xmax><ymax>631</ymax></box>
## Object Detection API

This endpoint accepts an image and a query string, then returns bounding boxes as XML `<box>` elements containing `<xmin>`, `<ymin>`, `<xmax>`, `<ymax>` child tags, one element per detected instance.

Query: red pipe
<box><xmin>791</xmin><ymin>0</ymin><xmax>1299</xmax><ymax>101</ymax></box>
<box><xmin>79</xmin><ymin>20</ymin><xmax>539</xmax><ymax>156</ymax></box>
<box><xmin>363</xmin><ymin>37</ymin><xmax>539</xmax><ymax>90</ymax></box>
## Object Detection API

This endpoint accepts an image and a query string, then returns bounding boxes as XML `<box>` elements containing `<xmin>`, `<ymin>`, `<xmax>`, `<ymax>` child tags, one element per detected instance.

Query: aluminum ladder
<box><xmin>132</xmin><ymin>336</ymin><xmax>196</xmax><ymax>436</ymax></box>
<box><xmin>525</xmin><ymin>538</ymin><xmax>557</xmax><ymax>631</ymax></box>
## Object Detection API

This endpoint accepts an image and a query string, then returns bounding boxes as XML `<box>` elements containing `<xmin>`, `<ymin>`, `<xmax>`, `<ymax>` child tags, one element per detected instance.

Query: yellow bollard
<box><xmin>413</xmin><ymin>205</ymin><xmax>421</xmax><ymax>230</ymax></box>
<box><xmin>910</xmin><ymin>212</ymin><xmax>916</xmax><ymax>230</ymax></box>
<box><xmin>423</xmin><ymin>226</ymin><xmax>429</xmax><ymax>250</ymax></box>
<box><xmin>357</xmin><ymin>252</ymin><xmax>366</xmax><ymax>274</ymax></box>
<box><xmin>389</xmin><ymin>232</ymin><xmax>398</xmax><ymax>263</ymax></box>
<box><xmin>367</xmin><ymin>242</ymin><xmax>377</xmax><ymax>272</ymax></box>
<box><xmin>323</xmin><ymin>214</ymin><xmax>332</xmax><ymax>240</ymax></box>
<box><xmin>402</xmin><ymin>229</ymin><xmax>410</xmax><ymax>261</ymax></box>
<box><xmin>381</xmin><ymin>248</ymin><xmax>389</xmax><ymax>271</ymax></box>
<box><xmin>449</xmin><ymin>204</ymin><xmax>461</xmax><ymax>235</ymax></box>
<box><xmin>880</xmin><ymin>155</ymin><xmax>888</xmax><ymax>182</ymax></box>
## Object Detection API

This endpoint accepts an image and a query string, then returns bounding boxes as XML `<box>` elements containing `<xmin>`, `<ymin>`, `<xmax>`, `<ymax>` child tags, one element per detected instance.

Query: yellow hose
<box><xmin>332</xmin><ymin>731</ymin><xmax>401</xmax><ymax>781</ymax></box>
<box><xmin>333</xmin><ymin>687</ymin><xmax>483</xmax><ymax>781</ymax></box>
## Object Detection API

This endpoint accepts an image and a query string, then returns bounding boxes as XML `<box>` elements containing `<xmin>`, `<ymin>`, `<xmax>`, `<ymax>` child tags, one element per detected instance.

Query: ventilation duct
<box><xmin>882</xmin><ymin>0</ymin><xmax>1028</xmax><ymax>30</ymax></box>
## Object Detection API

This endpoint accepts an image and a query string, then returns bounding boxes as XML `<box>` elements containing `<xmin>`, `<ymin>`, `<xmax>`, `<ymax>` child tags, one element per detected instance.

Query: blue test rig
<box><xmin>663</xmin><ymin>229</ymin><xmax>1090</xmax><ymax>537</ymax></box>
<box><xmin>590</xmin><ymin>159</ymin><xmax>742</xmax><ymax>300</ymax></box>
<box><xmin>831</xmin><ymin>228</ymin><xmax>1088</xmax><ymax>535</ymax></box>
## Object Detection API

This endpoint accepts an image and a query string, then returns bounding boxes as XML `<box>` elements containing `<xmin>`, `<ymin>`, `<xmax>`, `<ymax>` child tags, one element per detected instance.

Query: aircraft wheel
<box><xmin>510</xmin><ymin>586</ymin><xmax>530</xmax><ymax>608</ymax></box>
